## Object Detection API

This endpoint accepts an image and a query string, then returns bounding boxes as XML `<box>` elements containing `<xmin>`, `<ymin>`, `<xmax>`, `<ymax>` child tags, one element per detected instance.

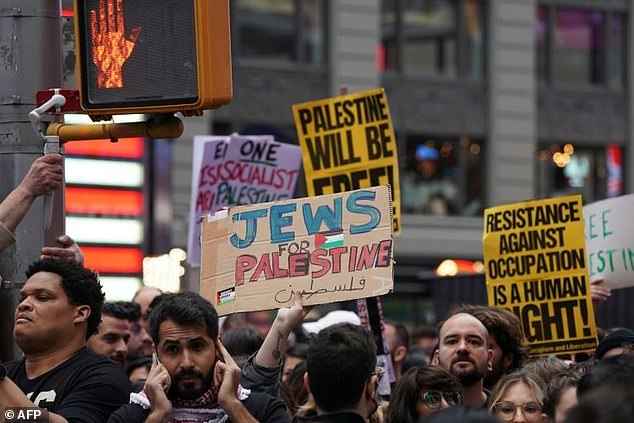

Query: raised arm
<box><xmin>0</xmin><ymin>154</ymin><xmax>63</xmax><ymax>250</ymax></box>
<box><xmin>256</xmin><ymin>293</ymin><xmax>309</xmax><ymax>368</ymax></box>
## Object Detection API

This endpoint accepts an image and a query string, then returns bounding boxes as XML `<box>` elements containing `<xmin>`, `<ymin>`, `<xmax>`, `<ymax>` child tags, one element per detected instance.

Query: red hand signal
<box><xmin>89</xmin><ymin>0</ymin><xmax>142</xmax><ymax>88</ymax></box>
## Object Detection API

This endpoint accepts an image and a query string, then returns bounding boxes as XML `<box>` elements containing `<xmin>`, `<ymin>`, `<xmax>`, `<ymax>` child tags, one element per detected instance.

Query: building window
<box><xmin>401</xmin><ymin>135</ymin><xmax>484</xmax><ymax>216</ymax></box>
<box><xmin>233</xmin><ymin>0</ymin><xmax>327</xmax><ymax>65</ymax></box>
<box><xmin>537</xmin><ymin>5</ymin><xmax>626</xmax><ymax>88</ymax></box>
<box><xmin>552</xmin><ymin>9</ymin><xmax>604</xmax><ymax>85</ymax></box>
<box><xmin>536</xmin><ymin>143</ymin><xmax>623</xmax><ymax>203</ymax></box>
<box><xmin>381</xmin><ymin>0</ymin><xmax>485</xmax><ymax>79</ymax></box>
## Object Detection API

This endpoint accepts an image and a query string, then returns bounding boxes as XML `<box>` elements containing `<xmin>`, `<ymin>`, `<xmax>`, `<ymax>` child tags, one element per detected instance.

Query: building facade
<box><xmin>51</xmin><ymin>0</ymin><xmax>634</xmax><ymax>321</ymax></box>
<box><xmin>172</xmin><ymin>0</ymin><xmax>634</xmax><ymax>309</ymax></box>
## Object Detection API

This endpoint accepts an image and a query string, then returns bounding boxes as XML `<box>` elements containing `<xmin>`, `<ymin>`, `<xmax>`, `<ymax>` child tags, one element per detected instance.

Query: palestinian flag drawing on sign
<box><xmin>315</xmin><ymin>229</ymin><xmax>344</xmax><ymax>249</ymax></box>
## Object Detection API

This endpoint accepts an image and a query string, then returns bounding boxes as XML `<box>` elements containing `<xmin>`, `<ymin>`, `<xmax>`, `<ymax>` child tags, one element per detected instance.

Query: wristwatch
<box><xmin>0</xmin><ymin>363</ymin><xmax>7</xmax><ymax>380</ymax></box>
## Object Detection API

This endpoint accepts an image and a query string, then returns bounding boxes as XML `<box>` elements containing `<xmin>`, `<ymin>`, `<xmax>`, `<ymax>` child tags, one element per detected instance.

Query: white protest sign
<box><xmin>187</xmin><ymin>134</ymin><xmax>303</xmax><ymax>267</ymax></box>
<box><xmin>187</xmin><ymin>136</ymin><xmax>228</xmax><ymax>266</ymax></box>
<box><xmin>584</xmin><ymin>193</ymin><xmax>634</xmax><ymax>289</ymax></box>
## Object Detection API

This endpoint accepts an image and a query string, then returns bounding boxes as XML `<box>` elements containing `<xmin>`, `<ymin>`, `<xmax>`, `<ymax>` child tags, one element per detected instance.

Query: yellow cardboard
<box><xmin>292</xmin><ymin>88</ymin><xmax>401</xmax><ymax>233</ymax></box>
<box><xmin>201</xmin><ymin>186</ymin><xmax>394</xmax><ymax>315</ymax></box>
<box><xmin>483</xmin><ymin>195</ymin><xmax>598</xmax><ymax>356</ymax></box>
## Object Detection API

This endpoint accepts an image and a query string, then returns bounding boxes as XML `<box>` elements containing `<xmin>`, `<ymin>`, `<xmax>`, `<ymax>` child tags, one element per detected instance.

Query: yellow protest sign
<box><xmin>292</xmin><ymin>88</ymin><xmax>401</xmax><ymax>233</ymax></box>
<box><xmin>483</xmin><ymin>195</ymin><xmax>597</xmax><ymax>357</ymax></box>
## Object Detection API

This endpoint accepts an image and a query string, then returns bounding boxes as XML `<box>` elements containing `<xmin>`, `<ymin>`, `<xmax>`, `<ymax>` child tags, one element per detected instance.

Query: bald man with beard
<box><xmin>432</xmin><ymin>313</ymin><xmax>492</xmax><ymax>408</ymax></box>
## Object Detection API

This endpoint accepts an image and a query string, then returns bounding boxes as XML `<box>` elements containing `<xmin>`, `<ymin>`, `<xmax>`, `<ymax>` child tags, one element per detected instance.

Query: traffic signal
<box><xmin>74</xmin><ymin>0</ymin><xmax>232</xmax><ymax>117</ymax></box>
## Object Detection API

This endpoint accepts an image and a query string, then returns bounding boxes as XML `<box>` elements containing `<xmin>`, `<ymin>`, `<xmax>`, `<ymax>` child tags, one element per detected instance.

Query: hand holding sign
<box><xmin>275</xmin><ymin>292</ymin><xmax>311</xmax><ymax>336</ymax></box>
<box><xmin>255</xmin><ymin>293</ymin><xmax>311</xmax><ymax>368</ymax></box>
<box><xmin>589</xmin><ymin>278</ymin><xmax>611</xmax><ymax>312</ymax></box>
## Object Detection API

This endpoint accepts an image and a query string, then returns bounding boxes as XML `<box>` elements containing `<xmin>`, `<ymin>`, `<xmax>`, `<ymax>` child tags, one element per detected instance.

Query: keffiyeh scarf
<box><xmin>167</xmin><ymin>385</ymin><xmax>251</xmax><ymax>423</ymax></box>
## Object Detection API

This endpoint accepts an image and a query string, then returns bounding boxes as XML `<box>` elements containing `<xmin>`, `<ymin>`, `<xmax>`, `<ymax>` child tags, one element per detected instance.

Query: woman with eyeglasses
<box><xmin>488</xmin><ymin>370</ymin><xmax>547</xmax><ymax>423</ymax></box>
<box><xmin>386</xmin><ymin>366</ymin><xmax>463</xmax><ymax>423</ymax></box>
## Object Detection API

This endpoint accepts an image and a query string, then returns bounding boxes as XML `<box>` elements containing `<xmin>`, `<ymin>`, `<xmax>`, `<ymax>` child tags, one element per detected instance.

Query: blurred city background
<box><xmin>39</xmin><ymin>0</ymin><xmax>634</xmax><ymax>330</ymax></box>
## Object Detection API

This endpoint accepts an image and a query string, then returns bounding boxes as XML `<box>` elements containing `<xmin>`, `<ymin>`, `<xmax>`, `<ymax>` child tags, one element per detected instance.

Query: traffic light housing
<box><xmin>74</xmin><ymin>0</ymin><xmax>232</xmax><ymax>117</ymax></box>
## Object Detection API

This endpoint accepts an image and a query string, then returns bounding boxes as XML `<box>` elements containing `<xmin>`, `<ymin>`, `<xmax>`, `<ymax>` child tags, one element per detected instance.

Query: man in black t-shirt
<box><xmin>0</xmin><ymin>259</ymin><xmax>130</xmax><ymax>423</ymax></box>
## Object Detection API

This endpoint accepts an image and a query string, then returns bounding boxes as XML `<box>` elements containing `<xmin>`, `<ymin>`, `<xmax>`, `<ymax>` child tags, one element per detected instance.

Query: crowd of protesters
<box><xmin>2</xmin><ymin>253</ymin><xmax>633</xmax><ymax>423</ymax></box>
<box><xmin>1</xmin><ymin>156</ymin><xmax>634</xmax><ymax>422</ymax></box>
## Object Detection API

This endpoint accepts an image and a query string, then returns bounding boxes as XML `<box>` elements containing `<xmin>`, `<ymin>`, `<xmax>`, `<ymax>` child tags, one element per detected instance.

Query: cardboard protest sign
<box><xmin>292</xmin><ymin>88</ymin><xmax>401</xmax><ymax>233</ymax></box>
<box><xmin>200</xmin><ymin>186</ymin><xmax>394</xmax><ymax>315</ymax></box>
<box><xmin>221</xmin><ymin>134</ymin><xmax>301</xmax><ymax>206</ymax></box>
<box><xmin>584</xmin><ymin>193</ymin><xmax>634</xmax><ymax>289</ymax></box>
<box><xmin>483</xmin><ymin>196</ymin><xmax>597</xmax><ymax>356</ymax></box>
<box><xmin>187</xmin><ymin>136</ymin><xmax>228</xmax><ymax>266</ymax></box>
<box><xmin>187</xmin><ymin>135</ymin><xmax>302</xmax><ymax>267</ymax></box>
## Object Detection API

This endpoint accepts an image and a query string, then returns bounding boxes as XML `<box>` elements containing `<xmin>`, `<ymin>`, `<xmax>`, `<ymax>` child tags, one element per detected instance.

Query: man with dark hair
<box><xmin>594</xmin><ymin>328</ymin><xmax>634</xmax><ymax>359</ymax></box>
<box><xmin>88</xmin><ymin>301</ymin><xmax>139</xmax><ymax>368</ymax></box>
<box><xmin>384</xmin><ymin>320</ymin><xmax>409</xmax><ymax>381</ymax></box>
<box><xmin>565</xmin><ymin>384</ymin><xmax>634</xmax><ymax>423</ymax></box>
<box><xmin>0</xmin><ymin>258</ymin><xmax>130</xmax><ymax>422</ymax></box>
<box><xmin>294</xmin><ymin>323</ymin><xmax>379</xmax><ymax>422</ymax></box>
<box><xmin>543</xmin><ymin>362</ymin><xmax>590</xmax><ymax>423</ymax></box>
<box><xmin>577</xmin><ymin>354</ymin><xmax>634</xmax><ymax>397</ymax></box>
<box><xmin>109</xmin><ymin>292</ymin><xmax>289</xmax><ymax>423</ymax></box>
<box><xmin>432</xmin><ymin>313</ymin><xmax>492</xmax><ymax>408</ymax></box>
<box><xmin>450</xmin><ymin>304</ymin><xmax>526</xmax><ymax>389</ymax></box>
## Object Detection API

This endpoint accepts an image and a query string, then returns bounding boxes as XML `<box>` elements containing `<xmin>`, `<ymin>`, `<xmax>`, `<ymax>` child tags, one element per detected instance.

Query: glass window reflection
<box><xmin>402</xmin><ymin>135</ymin><xmax>484</xmax><ymax>216</ymax></box>
<box><xmin>402</xmin><ymin>0</ymin><xmax>457</xmax><ymax>76</ymax></box>
<box><xmin>551</xmin><ymin>9</ymin><xmax>604</xmax><ymax>85</ymax></box>
<box><xmin>235</xmin><ymin>0</ymin><xmax>325</xmax><ymax>65</ymax></box>
<box><xmin>381</xmin><ymin>0</ymin><xmax>485</xmax><ymax>78</ymax></box>
<box><xmin>536</xmin><ymin>144</ymin><xmax>623</xmax><ymax>202</ymax></box>
<box><xmin>302</xmin><ymin>0</ymin><xmax>325</xmax><ymax>65</ymax></box>
<box><xmin>381</xmin><ymin>0</ymin><xmax>398</xmax><ymax>71</ymax></box>
<box><xmin>464</xmin><ymin>0</ymin><xmax>484</xmax><ymax>79</ymax></box>
<box><xmin>538</xmin><ymin>6</ymin><xmax>626</xmax><ymax>88</ymax></box>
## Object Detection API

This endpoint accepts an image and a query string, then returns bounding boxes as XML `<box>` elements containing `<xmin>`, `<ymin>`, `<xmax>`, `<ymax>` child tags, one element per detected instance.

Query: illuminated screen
<box><xmin>77</xmin><ymin>0</ymin><xmax>198</xmax><ymax>108</ymax></box>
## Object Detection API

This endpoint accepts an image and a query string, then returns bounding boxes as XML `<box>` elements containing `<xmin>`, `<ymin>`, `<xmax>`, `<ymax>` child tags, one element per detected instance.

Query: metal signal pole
<box><xmin>0</xmin><ymin>0</ymin><xmax>63</xmax><ymax>361</ymax></box>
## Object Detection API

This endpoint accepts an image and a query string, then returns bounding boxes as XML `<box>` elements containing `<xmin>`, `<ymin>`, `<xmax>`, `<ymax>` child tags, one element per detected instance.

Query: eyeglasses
<box><xmin>493</xmin><ymin>402</ymin><xmax>542</xmax><ymax>420</ymax></box>
<box><xmin>420</xmin><ymin>391</ymin><xmax>462</xmax><ymax>409</ymax></box>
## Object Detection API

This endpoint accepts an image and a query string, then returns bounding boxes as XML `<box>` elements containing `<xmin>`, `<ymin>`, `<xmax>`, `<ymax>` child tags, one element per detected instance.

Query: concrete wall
<box><xmin>486</xmin><ymin>0</ymin><xmax>537</xmax><ymax>206</ymax></box>
<box><xmin>170</xmin><ymin>0</ymin><xmax>633</xmax><ymax>267</ymax></box>
<box><xmin>329</xmin><ymin>0</ymin><xmax>380</xmax><ymax>94</ymax></box>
